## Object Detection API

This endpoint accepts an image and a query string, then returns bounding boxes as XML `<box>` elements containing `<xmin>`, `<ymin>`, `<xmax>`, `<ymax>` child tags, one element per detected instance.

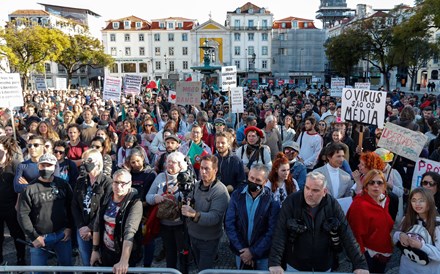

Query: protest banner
<box><xmin>355</xmin><ymin>82</ymin><xmax>371</xmax><ymax>90</ymax></box>
<box><xmin>341</xmin><ymin>88</ymin><xmax>387</xmax><ymax>128</ymax></box>
<box><xmin>0</xmin><ymin>73</ymin><xmax>24</xmax><ymax>107</ymax></box>
<box><xmin>221</xmin><ymin>66</ymin><xmax>237</xmax><ymax>91</ymax></box>
<box><xmin>168</xmin><ymin>90</ymin><xmax>176</xmax><ymax>104</ymax></box>
<box><xmin>230</xmin><ymin>87</ymin><xmax>244</xmax><ymax>113</ymax></box>
<box><xmin>55</xmin><ymin>77</ymin><xmax>67</xmax><ymax>90</ymax></box>
<box><xmin>412</xmin><ymin>158</ymin><xmax>440</xmax><ymax>190</ymax></box>
<box><xmin>124</xmin><ymin>74</ymin><xmax>142</xmax><ymax>95</ymax></box>
<box><xmin>103</xmin><ymin>76</ymin><xmax>122</xmax><ymax>102</ymax></box>
<box><xmin>330</xmin><ymin>77</ymin><xmax>345</xmax><ymax>97</ymax></box>
<box><xmin>377</xmin><ymin>122</ymin><xmax>427</xmax><ymax>162</ymax></box>
<box><xmin>34</xmin><ymin>76</ymin><xmax>47</xmax><ymax>91</ymax></box>
<box><xmin>176</xmin><ymin>81</ymin><xmax>202</xmax><ymax>105</ymax></box>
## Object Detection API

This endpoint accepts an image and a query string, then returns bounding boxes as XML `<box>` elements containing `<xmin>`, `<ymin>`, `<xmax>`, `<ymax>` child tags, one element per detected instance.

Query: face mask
<box><xmin>84</xmin><ymin>162</ymin><xmax>96</xmax><ymax>173</ymax></box>
<box><xmin>248</xmin><ymin>180</ymin><xmax>262</xmax><ymax>193</ymax></box>
<box><xmin>39</xmin><ymin>169</ymin><xmax>54</xmax><ymax>179</ymax></box>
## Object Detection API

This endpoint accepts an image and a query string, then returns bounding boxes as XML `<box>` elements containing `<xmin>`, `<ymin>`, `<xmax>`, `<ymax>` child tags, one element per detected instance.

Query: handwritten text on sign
<box><xmin>221</xmin><ymin>66</ymin><xmax>237</xmax><ymax>90</ymax></box>
<box><xmin>0</xmin><ymin>73</ymin><xmax>24</xmax><ymax>107</ymax></box>
<box><xmin>176</xmin><ymin>81</ymin><xmax>202</xmax><ymax>105</ymax></box>
<box><xmin>412</xmin><ymin>158</ymin><xmax>440</xmax><ymax>190</ymax></box>
<box><xmin>103</xmin><ymin>76</ymin><xmax>122</xmax><ymax>102</ymax></box>
<box><xmin>341</xmin><ymin>88</ymin><xmax>387</xmax><ymax>128</ymax></box>
<box><xmin>377</xmin><ymin>122</ymin><xmax>427</xmax><ymax>162</ymax></box>
<box><xmin>230</xmin><ymin>87</ymin><xmax>244</xmax><ymax>113</ymax></box>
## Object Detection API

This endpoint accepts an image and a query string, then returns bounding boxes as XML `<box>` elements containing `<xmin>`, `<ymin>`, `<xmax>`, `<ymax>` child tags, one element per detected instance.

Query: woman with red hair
<box><xmin>352</xmin><ymin>151</ymin><xmax>385</xmax><ymax>194</ymax></box>
<box><xmin>267</xmin><ymin>152</ymin><xmax>298</xmax><ymax>204</ymax></box>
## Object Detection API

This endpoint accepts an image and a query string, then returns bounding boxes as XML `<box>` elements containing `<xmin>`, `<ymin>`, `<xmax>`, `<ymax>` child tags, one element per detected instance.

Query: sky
<box><xmin>1</xmin><ymin>0</ymin><xmax>415</xmax><ymax>29</ymax></box>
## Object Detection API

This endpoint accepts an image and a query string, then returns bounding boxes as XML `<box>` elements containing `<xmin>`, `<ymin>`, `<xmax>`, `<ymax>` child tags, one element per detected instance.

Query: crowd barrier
<box><xmin>199</xmin><ymin>270</ymin><xmax>348</xmax><ymax>274</ymax></box>
<box><xmin>0</xmin><ymin>266</ymin><xmax>182</xmax><ymax>274</ymax></box>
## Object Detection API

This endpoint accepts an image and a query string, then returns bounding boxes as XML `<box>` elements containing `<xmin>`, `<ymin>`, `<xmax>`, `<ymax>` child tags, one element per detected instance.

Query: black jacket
<box><xmin>269</xmin><ymin>191</ymin><xmax>368</xmax><ymax>272</ymax></box>
<box><xmin>94</xmin><ymin>188</ymin><xmax>143</xmax><ymax>265</ymax></box>
<box><xmin>72</xmin><ymin>173</ymin><xmax>113</xmax><ymax>229</ymax></box>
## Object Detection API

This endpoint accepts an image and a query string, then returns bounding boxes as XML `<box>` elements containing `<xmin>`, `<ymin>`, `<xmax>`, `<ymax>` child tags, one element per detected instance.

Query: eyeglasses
<box><xmin>145</xmin><ymin>124</ymin><xmax>153</xmax><ymax>127</ymax></box>
<box><xmin>215</xmin><ymin>123</ymin><xmax>225</xmax><ymax>127</ymax></box>
<box><xmin>91</xmin><ymin>145</ymin><xmax>102</xmax><ymax>149</ymax></box>
<box><xmin>140</xmin><ymin>112</ymin><xmax>147</xmax><ymax>115</ymax></box>
<box><xmin>27</xmin><ymin>143</ymin><xmax>42</xmax><ymax>148</ymax></box>
<box><xmin>421</xmin><ymin>180</ymin><xmax>437</xmax><ymax>187</ymax></box>
<box><xmin>50</xmin><ymin>182</ymin><xmax>59</xmax><ymax>195</ymax></box>
<box><xmin>54</xmin><ymin>150</ymin><xmax>64</xmax><ymax>154</ymax></box>
<box><xmin>411</xmin><ymin>199</ymin><xmax>427</xmax><ymax>204</ymax></box>
<box><xmin>128</xmin><ymin>110</ymin><xmax>135</xmax><ymax>112</ymax></box>
<box><xmin>113</xmin><ymin>180</ymin><xmax>131</xmax><ymax>186</ymax></box>
<box><xmin>319</xmin><ymin>123</ymin><xmax>326</xmax><ymax>126</ymax></box>
<box><xmin>367</xmin><ymin>180</ymin><xmax>384</xmax><ymax>186</ymax></box>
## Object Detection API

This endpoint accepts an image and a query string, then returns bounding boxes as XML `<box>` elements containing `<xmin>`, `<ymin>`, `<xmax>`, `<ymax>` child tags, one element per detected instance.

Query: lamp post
<box><xmin>98</xmin><ymin>75</ymin><xmax>101</xmax><ymax>90</ymax></box>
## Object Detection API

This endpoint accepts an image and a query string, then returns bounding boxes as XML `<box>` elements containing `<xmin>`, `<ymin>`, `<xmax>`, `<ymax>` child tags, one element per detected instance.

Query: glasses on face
<box><xmin>128</xmin><ymin>109</ymin><xmax>135</xmax><ymax>113</ymax></box>
<box><xmin>215</xmin><ymin>123</ymin><xmax>225</xmax><ymax>127</ymax></box>
<box><xmin>27</xmin><ymin>143</ymin><xmax>42</xmax><ymax>148</ymax></box>
<box><xmin>367</xmin><ymin>180</ymin><xmax>384</xmax><ymax>186</ymax></box>
<box><xmin>295</xmin><ymin>115</ymin><xmax>302</xmax><ymax>118</ymax></box>
<box><xmin>162</xmin><ymin>115</ymin><xmax>168</xmax><ymax>118</ymax></box>
<box><xmin>145</xmin><ymin>124</ymin><xmax>153</xmax><ymax>127</ymax></box>
<box><xmin>140</xmin><ymin>112</ymin><xmax>147</xmax><ymax>115</ymax></box>
<box><xmin>91</xmin><ymin>145</ymin><xmax>102</xmax><ymax>149</ymax></box>
<box><xmin>421</xmin><ymin>180</ymin><xmax>437</xmax><ymax>187</ymax></box>
<box><xmin>54</xmin><ymin>149</ymin><xmax>64</xmax><ymax>154</ymax></box>
<box><xmin>411</xmin><ymin>198</ymin><xmax>427</xmax><ymax>204</ymax></box>
<box><xmin>113</xmin><ymin>180</ymin><xmax>131</xmax><ymax>186</ymax></box>
<box><xmin>319</xmin><ymin>123</ymin><xmax>326</xmax><ymax>126</ymax></box>
<box><xmin>50</xmin><ymin>182</ymin><xmax>59</xmax><ymax>195</ymax></box>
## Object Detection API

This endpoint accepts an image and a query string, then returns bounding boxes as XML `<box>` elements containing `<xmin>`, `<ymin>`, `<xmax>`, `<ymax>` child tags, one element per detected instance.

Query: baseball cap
<box><xmin>283</xmin><ymin>141</ymin><xmax>300</xmax><ymax>152</ymax></box>
<box><xmin>164</xmin><ymin>134</ymin><xmax>181</xmax><ymax>143</ymax></box>
<box><xmin>38</xmin><ymin>153</ymin><xmax>57</xmax><ymax>165</ymax></box>
<box><xmin>214</xmin><ymin>118</ymin><xmax>226</xmax><ymax>125</ymax></box>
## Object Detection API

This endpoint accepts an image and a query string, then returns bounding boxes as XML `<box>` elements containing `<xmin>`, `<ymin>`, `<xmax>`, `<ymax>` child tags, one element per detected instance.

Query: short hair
<box><xmin>325</xmin><ymin>143</ymin><xmax>346</xmax><ymax>158</ymax></box>
<box><xmin>304</xmin><ymin>116</ymin><xmax>316</xmax><ymax>125</ymax></box>
<box><xmin>113</xmin><ymin>168</ymin><xmax>132</xmax><ymax>182</ymax></box>
<box><xmin>166</xmin><ymin>151</ymin><xmax>188</xmax><ymax>172</ymax></box>
<box><xmin>82</xmin><ymin>148</ymin><xmax>103</xmax><ymax>172</ymax></box>
<box><xmin>28</xmin><ymin>135</ymin><xmax>45</xmax><ymax>144</ymax></box>
<box><xmin>54</xmin><ymin>140</ymin><xmax>69</xmax><ymax>155</ymax></box>
<box><xmin>250</xmin><ymin>163</ymin><xmax>269</xmax><ymax>180</ymax></box>
<box><xmin>265</xmin><ymin>115</ymin><xmax>275</xmax><ymax>124</ymax></box>
<box><xmin>201</xmin><ymin>155</ymin><xmax>218</xmax><ymax>170</ymax></box>
<box><xmin>67</xmin><ymin>123</ymin><xmax>81</xmax><ymax>133</ymax></box>
<box><xmin>306</xmin><ymin>171</ymin><xmax>327</xmax><ymax>188</ymax></box>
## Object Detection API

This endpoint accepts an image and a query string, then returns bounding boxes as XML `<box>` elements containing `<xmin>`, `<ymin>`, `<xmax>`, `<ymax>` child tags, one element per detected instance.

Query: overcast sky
<box><xmin>1</xmin><ymin>0</ymin><xmax>415</xmax><ymax>29</ymax></box>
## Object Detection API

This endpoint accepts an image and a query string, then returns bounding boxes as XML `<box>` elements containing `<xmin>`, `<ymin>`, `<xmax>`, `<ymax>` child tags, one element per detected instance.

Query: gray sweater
<box><xmin>186</xmin><ymin>180</ymin><xmax>230</xmax><ymax>241</ymax></box>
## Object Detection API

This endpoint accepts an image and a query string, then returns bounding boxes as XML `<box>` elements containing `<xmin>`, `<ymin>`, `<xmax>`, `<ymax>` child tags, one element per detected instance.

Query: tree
<box><xmin>55</xmin><ymin>34</ymin><xmax>114</xmax><ymax>89</ymax></box>
<box><xmin>324</xmin><ymin>29</ymin><xmax>369</xmax><ymax>84</ymax></box>
<box><xmin>0</xmin><ymin>22</ymin><xmax>69</xmax><ymax>90</ymax></box>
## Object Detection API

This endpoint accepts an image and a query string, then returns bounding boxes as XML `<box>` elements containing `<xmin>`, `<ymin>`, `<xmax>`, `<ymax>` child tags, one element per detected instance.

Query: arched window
<box><xmin>122</xmin><ymin>63</ymin><xmax>136</xmax><ymax>73</ymax></box>
<box><xmin>431</xmin><ymin>70</ymin><xmax>438</xmax><ymax>80</ymax></box>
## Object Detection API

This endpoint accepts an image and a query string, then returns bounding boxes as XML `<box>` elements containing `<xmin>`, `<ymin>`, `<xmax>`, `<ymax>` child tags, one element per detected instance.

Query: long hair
<box><xmin>401</xmin><ymin>187</ymin><xmax>439</xmax><ymax>242</ymax></box>
<box><xmin>169</xmin><ymin>108</ymin><xmax>181</xmax><ymax>133</ymax></box>
<box><xmin>0</xmin><ymin>136</ymin><xmax>19</xmax><ymax>167</ymax></box>
<box><xmin>95</xmin><ymin>129</ymin><xmax>112</xmax><ymax>154</ymax></box>
<box><xmin>360</xmin><ymin>151</ymin><xmax>385</xmax><ymax>171</ymax></box>
<box><xmin>37</xmin><ymin>120</ymin><xmax>60</xmax><ymax>141</ymax></box>
<box><xmin>268</xmin><ymin>152</ymin><xmax>296</xmax><ymax>194</ymax></box>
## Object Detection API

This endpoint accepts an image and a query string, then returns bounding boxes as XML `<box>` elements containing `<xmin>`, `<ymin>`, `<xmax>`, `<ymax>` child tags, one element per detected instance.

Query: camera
<box><xmin>287</xmin><ymin>218</ymin><xmax>308</xmax><ymax>244</ymax></box>
<box><xmin>177</xmin><ymin>169</ymin><xmax>195</xmax><ymax>197</ymax></box>
<box><xmin>323</xmin><ymin>217</ymin><xmax>342</xmax><ymax>252</ymax></box>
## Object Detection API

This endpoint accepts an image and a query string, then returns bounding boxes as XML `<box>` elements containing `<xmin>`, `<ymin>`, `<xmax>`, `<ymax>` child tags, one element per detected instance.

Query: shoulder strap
<box><xmin>260</xmin><ymin>147</ymin><xmax>265</xmax><ymax>165</ymax></box>
<box><xmin>299</xmin><ymin>132</ymin><xmax>305</xmax><ymax>149</ymax></box>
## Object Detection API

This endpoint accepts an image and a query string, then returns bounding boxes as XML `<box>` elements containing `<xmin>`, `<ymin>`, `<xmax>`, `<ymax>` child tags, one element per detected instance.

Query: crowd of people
<box><xmin>0</xmin><ymin>85</ymin><xmax>439</xmax><ymax>274</ymax></box>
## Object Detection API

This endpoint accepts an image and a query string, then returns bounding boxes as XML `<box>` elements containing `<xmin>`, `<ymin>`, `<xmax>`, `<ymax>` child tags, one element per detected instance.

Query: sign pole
<box><xmin>8</xmin><ymin>104</ymin><xmax>17</xmax><ymax>141</ymax></box>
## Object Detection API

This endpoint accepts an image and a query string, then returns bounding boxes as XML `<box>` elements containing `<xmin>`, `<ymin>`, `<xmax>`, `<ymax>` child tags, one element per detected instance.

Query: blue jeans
<box><xmin>76</xmin><ymin>229</ymin><xmax>92</xmax><ymax>266</ymax></box>
<box><xmin>235</xmin><ymin>256</ymin><xmax>268</xmax><ymax>270</ymax></box>
<box><xmin>30</xmin><ymin>229</ymin><xmax>72</xmax><ymax>274</ymax></box>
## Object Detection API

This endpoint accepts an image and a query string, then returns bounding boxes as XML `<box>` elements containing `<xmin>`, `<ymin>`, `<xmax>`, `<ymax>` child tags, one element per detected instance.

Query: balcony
<box><xmin>231</xmin><ymin>26</ymin><xmax>272</xmax><ymax>31</ymax></box>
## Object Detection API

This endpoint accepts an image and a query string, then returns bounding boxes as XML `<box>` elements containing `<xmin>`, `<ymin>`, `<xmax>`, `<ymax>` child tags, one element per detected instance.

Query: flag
<box><xmin>157</xmin><ymin>79</ymin><xmax>161</xmax><ymax>89</ymax></box>
<box><xmin>187</xmin><ymin>142</ymin><xmax>208</xmax><ymax>169</ymax></box>
<box><xmin>121</xmin><ymin>105</ymin><xmax>126</xmax><ymax>121</ymax></box>
<box><xmin>168</xmin><ymin>90</ymin><xmax>176</xmax><ymax>104</ymax></box>
<box><xmin>185</xmin><ymin>75</ymin><xmax>192</xmax><ymax>82</ymax></box>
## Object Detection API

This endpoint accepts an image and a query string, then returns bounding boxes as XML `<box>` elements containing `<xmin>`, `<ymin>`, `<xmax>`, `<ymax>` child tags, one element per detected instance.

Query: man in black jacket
<box><xmin>268</xmin><ymin>172</ymin><xmax>369</xmax><ymax>274</ymax></box>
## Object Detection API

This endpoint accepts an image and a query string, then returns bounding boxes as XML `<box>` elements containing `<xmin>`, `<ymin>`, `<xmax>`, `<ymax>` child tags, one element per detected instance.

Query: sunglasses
<box><xmin>27</xmin><ymin>143</ymin><xmax>42</xmax><ymax>148</ymax></box>
<box><xmin>215</xmin><ymin>123</ymin><xmax>225</xmax><ymax>127</ymax></box>
<box><xmin>145</xmin><ymin>124</ymin><xmax>153</xmax><ymax>127</ymax></box>
<box><xmin>91</xmin><ymin>145</ymin><xmax>102</xmax><ymax>149</ymax></box>
<box><xmin>367</xmin><ymin>180</ymin><xmax>384</xmax><ymax>186</ymax></box>
<box><xmin>421</xmin><ymin>180</ymin><xmax>437</xmax><ymax>187</ymax></box>
<box><xmin>54</xmin><ymin>150</ymin><xmax>64</xmax><ymax>154</ymax></box>
<box><xmin>113</xmin><ymin>180</ymin><xmax>131</xmax><ymax>186</ymax></box>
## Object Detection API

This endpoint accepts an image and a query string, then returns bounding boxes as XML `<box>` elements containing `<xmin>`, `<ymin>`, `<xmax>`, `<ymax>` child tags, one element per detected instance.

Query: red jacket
<box><xmin>347</xmin><ymin>193</ymin><xmax>394</xmax><ymax>254</ymax></box>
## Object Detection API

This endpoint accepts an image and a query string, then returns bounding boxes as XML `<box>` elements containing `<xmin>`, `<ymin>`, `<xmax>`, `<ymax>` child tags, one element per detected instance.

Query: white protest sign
<box><xmin>230</xmin><ymin>87</ymin><xmax>244</xmax><ymax>113</ymax></box>
<box><xmin>221</xmin><ymin>66</ymin><xmax>237</xmax><ymax>90</ymax></box>
<box><xmin>355</xmin><ymin>82</ymin><xmax>371</xmax><ymax>90</ymax></box>
<box><xmin>412</xmin><ymin>158</ymin><xmax>440</xmax><ymax>190</ymax></box>
<box><xmin>124</xmin><ymin>74</ymin><xmax>142</xmax><ymax>95</ymax></box>
<box><xmin>341</xmin><ymin>88</ymin><xmax>387</xmax><ymax>128</ymax></box>
<box><xmin>0</xmin><ymin>73</ymin><xmax>24</xmax><ymax>107</ymax></box>
<box><xmin>331</xmin><ymin>77</ymin><xmax>345</xmax><ymax>97</ymax></box>
<box><xmin>377</xmin><ymin>122</ymin><xmax>427</xmax><ymax>162</ymax></box>
<box><xmin>168</xmin><ymin>90</ymin><xmax>176</xmax><ymax>104</ymax></box>
<box><xmin>34</xmin><ymin>76</ymin><xmax>47</xmax><ymax>91</ymax></box>
<box><xmin>55</xmin><ymin>77</ymin><xmax>67</xmax><ymax>90</ymax></box>
<box><xmin>103</xmin><ymin>76</ymin><xmax>122</xmax><ymax>102</ymax></box>
<box><xmin>176</xmin><ymin>81</ymin><xmax>202</xmax><ymax>105</ymax></box>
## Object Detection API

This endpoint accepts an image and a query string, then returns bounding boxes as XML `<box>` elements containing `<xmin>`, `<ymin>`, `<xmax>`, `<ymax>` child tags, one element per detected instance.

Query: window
<box><xmin>124</xmin><ymin>21</ymin><xmax>131</xmax><ymax>29</ymax></box>
<box><xmin>139</xmin><ymin>34</ymin><xmax>144</xmax><ymax>41</ymax></box>
<box><xmin>155</xmin><ymin>47</ymin><xmax>161</xmax><ymax>56</ymax></box>
<box><xmin>262</xmin><ymin>60</ymin><xmax>268</xmax><ymax>69</ymax></box>
<box><xmin>262</xmin><ymin>33</ymin><xmax>268</xmax><ymax>41</ymax></box>
<box><xmin>177</xmin><ymin>22</ymin><xmax>183</xmax><ymax>28</ymax></box>
<box><xmin>234</xmin><ymin>46</ymin><xmax>240</xmax><ymax>55</ymax></box>
<box><xmin>248</xmin><ymin>46</ymin><xmax>255</xmax><ymax>55</ymax></box>
<box><xmin>139</xmin><ymin>47</ymin><xmax>145</xmax><ymax>56</ymax></box>
<box><xmin>57</xmin><ymin>64</ymin><xmax>66</xmax><ymax>73</ymax></box>
<box><xmin>125</xmin><ymin>47</ymin><xmax>131</xmax><ymax>56</ymax></box>
<box><xmin>155</xmin><ymin>61</ymin><xmax>161</xmax><ymax>70</ymax></box>
<box><xmin>248</xmin><ymin>20</ymin><xmax>254</xmax><ymax>28</ymax></box>
<box><xmin>124</xmin><ymin>34</ymin><xmax>130</xmax><ymax>42</ymax></box>
<box><xmin>248</xmin><ymin>33</ymin><xmax>254</xmax><ymax>41</ymax></box>
<box><xmin>159</xmin><ymin>22</ymin><xmax>165</xmax><ymax>29</ymax></box>
<box><xmin>262</xmin><ymin>19</ymin><xmax>268</xmax><ymax>28</ymax></box>
<box><xmin>279</xmin><ymin>48</ymin><xmax>287</xmax><ymax>55</ymax></box>
<box><xmin>292</xmin><ymin>21</ymin><xmax>298</xmax><ymax>29</ymax></box>
<box><xmin>136</xmin><ymin>22</ymin><xmax>142</xmax><ymax>29</ymax></box>
<box><xmin>45</xmin><ymin>63</ymin><xmax>51</xmax><ymax>73</ymax></box>
<box><xmin>168</xmin><ymin>22</ymin><xmax>174</xmax><ymax>29</ymax></box>
<box><xmin>168</xmin><ymin>33</ymin><xmax>174</xmax><ymax>41</ymax></box>
<box><xmin>183</xmin><ymin>61</ymin><xmax>188</xmax><ymax>69</ymax></box>
<box><xmin>235</xmin><ymin>60</ymin><xmax>240</xmax><ymax>69</ymax></box>
<box><xmin>169</xmin><ymin>61</ymin><xmax>175</xmax><ymax>72</ymax></box>
<box><xmin>139</xmin><ymin>63</ymin><xmax>148</xmax><ymax>73</ymax></box>
<box><xmin>169</xmin><ymin>47</ymin><xmax>174</xmax><ymax>56</ymax></box>
<box><xmin>154</xmin><ymin>33</ymin><xmax>160</xmax><ymax>41</ymax></box>
<box><xmin>279</xmin><ymin>33</ymin><xmax>285</xmax><ymax>41</ymax></box>
<box><xmin>110</xmin><ymin>34</ymin><xmax>116</xmax><ymax>42</ymax></box>
<box><xmin>281</xmin><ymin>23</ymin><xmax>286</xmax><ymax>28</ymax></box>
<box><xmin>262</xmin><ymin>46</ymin><xmax>268</xmax><ymax>56</ymax></box>
<box><xmin>110</xmin><ymin>63</ymin><xmax>118</xmax><ymax>73</ymax></box>
<box><xmin>234</xmin><ymin>33</ymin><xmax>240</xmax><ymax>41</ymax></box>
<box><xmin>122</xmin><ymin>63</ymin><xmax>136</xmax><ymax>73</ymax></box>
<box><xmin>182</xmin><ymin>47</ymin><xmax>188</xmax><ymax>55</ymax></box>
<box><xmin>182</xmin><ymin>33</ymin><xmax>188</xmax><ymax>41</ymax></box>
<box><xmin>234</xmin><ymin>19</ymin><xmax>240</xmax><ymax>28</ymax></box>
<box><xmin>111</xmin><ymin>47</ymin><xmax>117</xmax><ymax>56</ymax></box>
<box><xmin>304</xmin><ymin>22</ymin><xmax>308</xmax><ymax>28</ymax></box>
<box><xmin>112</xmin><ymin>22</ymin><xmax>119</xmax><ymax>29</ymax></box>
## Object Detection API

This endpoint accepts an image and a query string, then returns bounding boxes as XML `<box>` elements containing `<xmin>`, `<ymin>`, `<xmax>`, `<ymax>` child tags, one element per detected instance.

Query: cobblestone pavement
<box><xmin>2</xmin><ymin>227</ymin><xmax>401</xmax><ymax>273</ymax></box>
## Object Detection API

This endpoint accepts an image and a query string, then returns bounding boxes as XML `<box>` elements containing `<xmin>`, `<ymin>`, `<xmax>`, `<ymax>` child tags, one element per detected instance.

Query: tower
<box><xmin>316</xmin><ymin>0</ymin><xmax>352</xmax><ymax>29</ymax></box>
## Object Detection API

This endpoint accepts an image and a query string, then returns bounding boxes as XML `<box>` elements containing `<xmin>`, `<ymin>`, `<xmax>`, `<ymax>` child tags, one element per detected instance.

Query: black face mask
<box><xmin>39</xmin><ymin>169</ymin><xmax>54</xmax><ymax>179</ymax></box>
<box><xmin>248</xmin><ymin>180</ymin><xmax>262</xmax><ymax>193</ymax></box>
<box><xmin>84</xmin><ymin>162</ymin><xmax>95</xmax><ymax>173</ymax></box>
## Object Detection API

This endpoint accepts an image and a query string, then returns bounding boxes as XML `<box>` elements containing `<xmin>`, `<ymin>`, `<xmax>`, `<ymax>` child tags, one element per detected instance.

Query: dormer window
<box><xmin>281</xmin><ymin>23</ymin><xmax>286</xmax><ymax>28</ymax></box>
<box><xmin>159</xmin><ymin>22</ymin><xmax>165</xmax><ymax>29</ymax></box>
<box><xmin>136</xmin><ymin>22</ymin><xmax>142</xmax><ymax>29</ymax></box>
<box><xmin>261</xmin><ymin>8</ymin><xmax>265</xmax><ymax>14</ymax></box>
<box><xmin>249</xmin><ymin>8</ymin><xmax>253</xmax><ymax>14</ymax></box>
<box><xmin>124</xmin><ymin>20</ymin><xmax>131</xmax><ymax>29</ymax></box>
<box><xmin>168</xmin><ymin>22</ymin><xmax>174</xmax><ymax>29</ymax></box>
<box><xmin>304</xmin><ymin>22</ymin><xmax>308</xmax><ymax>28</ymax></box>
<box><xmin>177</xmin><ymin>22</ymin><xmax>183</xmax><ymax>29</ymax></box>
<box><xmin>292</xmin><ymin>21</ymin><xmax>298</xmax><ymax>29</ymax></box>
<box><xmin>236</xmin><ymin>8</ymin><xmax>241</xmax><ymax>14</ymax></box>
<box><xmin>112</xmin><ymin>22</ymin><xmax>119</xmax><ymax>29</ymax></box>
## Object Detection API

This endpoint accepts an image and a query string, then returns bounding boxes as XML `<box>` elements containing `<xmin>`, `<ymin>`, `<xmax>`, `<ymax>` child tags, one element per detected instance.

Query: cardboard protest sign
<box><xmin>377</xmin><ymin>122</ymin><xmax>427</xmax><ymax>162</ymax></box>
<box><xmin>341</xmin><ymin>88</ymin><xmax>387</xmax><ymax>128</ymax></box>
<box><xmin>103</xmin><ymin>76</ymin><xmax>122</xmax><ymax>102</ymax></box>
<box><xmin>330</xmin><ymin>78</ymin><xmax>345</xmax><ymax>97</ymax></box>
<box><xmin>221</xmin><ymin>66</ymin><xmax>237</xmax><ymax>90</ymax></box>
<box><xmin>0</xmin><ymin>73</ymin><xmax>24</xmax><ymax>107</ymax></box>
<box><xmin>124</xmin><ymin>74</ymin><xmax>142</xmax><ymax>95</ymax></box>
<box><xmin>176</xmin><ymin>81</ymin><xmax>202</xmax><ymax>105</ymax></box>
<box><xmin>412</xmin><ymin>158</ymin><xmax>440</xmax><ymax>190</ymax></box>
<box><xmin>34</xmin><ymin>76</ymin><xmax>47</xmax><ymax>91</ymax></box>
<box><xmin>230</xmin><ymin>87</ymin><xmax>244</xmax><ymax>113</ymax></box>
